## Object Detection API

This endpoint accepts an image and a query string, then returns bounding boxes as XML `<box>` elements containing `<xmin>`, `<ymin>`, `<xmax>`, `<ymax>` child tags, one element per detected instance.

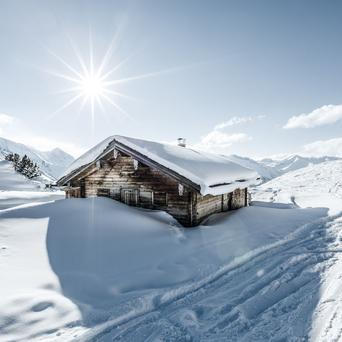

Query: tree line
<box><xmin>5</xmin><ymin>153</ymin><xmax>41</xmax><ymax>179</ymax></box>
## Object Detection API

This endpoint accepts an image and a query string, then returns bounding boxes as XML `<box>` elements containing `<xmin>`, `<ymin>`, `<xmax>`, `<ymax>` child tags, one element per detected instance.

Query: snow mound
<box><xmin>61</xmin><ymin>135</ymin><xmax>259</xmax><ymax>196</ymax></box>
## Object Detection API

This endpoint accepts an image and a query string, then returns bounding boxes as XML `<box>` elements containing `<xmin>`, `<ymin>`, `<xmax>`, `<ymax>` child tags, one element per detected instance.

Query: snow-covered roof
<box><xmin>60</xmin><ymin>135</ymin><xmax>259</xmax><ymax>196</ymax></box>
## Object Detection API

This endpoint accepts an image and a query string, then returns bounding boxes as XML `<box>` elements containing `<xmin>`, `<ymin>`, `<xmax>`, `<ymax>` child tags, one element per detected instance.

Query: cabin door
<box><xmin>122</xmin><ymin>189</ymin><xmax>138</xmax><ymax>206</ymax></box>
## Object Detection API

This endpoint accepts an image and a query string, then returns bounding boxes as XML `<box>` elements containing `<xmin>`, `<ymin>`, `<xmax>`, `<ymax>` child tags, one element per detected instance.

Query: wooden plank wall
<box><xmin>195</xmin><ymin>193</ymin><xmax>222</xmax><ymax>223</ymax></box>
<box><xmin>72</xmin><ymin>154</ymin><xmax>194</xmax><ymax>226</ymax></box>
<box><xmin>68</xmin><ymin>153</ymin><xmax>249</xmax><ymax>227</ymax></box>
<box><xmin>231</xmin><ymin>188</ymin><xmax>247</xmax><ymax>209</ymax></box>
<box><xmin>194</xmin><ymin>188</ymin><xmax>247</xmax><ymax>224</ymax></box>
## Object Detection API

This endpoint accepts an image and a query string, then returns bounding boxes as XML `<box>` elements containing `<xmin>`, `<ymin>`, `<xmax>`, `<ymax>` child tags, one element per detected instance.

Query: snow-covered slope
<box><xmin>0</xmin><ymin>160</ymin><xmax>43</xmax><ymax>191</ymax></box>
<box><xmin>0</xmin><ymin>160</ymin><xmax>64</xmax><ymax>209</ymax></box>
<box><xmin>258</xmin><ymin>154</ymin><xmax>340</xmax><ymax>178</ymax></box>
<box><xmin>0</xmin><ymin>197</ymin><xmax>329</xmax><ymax>341</ymax></box>
<box><xmin>227</xmin><ymin>153</ymin><xmax>341</xmax><ymax>181</ymax></box>
<box><xmin>252</xmin><ymin>159</ymin><xmax>342</xmax><ymax>215</ymax></box>
<box><xmin>0</xmin><ymin>137</ymin><xmax>74</xmax><ymax>180</ymax></box>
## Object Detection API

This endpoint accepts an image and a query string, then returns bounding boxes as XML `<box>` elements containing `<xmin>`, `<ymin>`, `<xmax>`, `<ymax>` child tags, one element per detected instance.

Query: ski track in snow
<box><xmin>79</xmin><ymin>214</ymin><xmax>342</xmax><ymax>342</ymax></box>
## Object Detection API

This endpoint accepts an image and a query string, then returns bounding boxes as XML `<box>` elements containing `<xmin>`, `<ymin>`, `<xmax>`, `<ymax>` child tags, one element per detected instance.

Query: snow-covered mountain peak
<box><xmin>0</xmin><ymin>136</ymin><xmax>74</xmax><ymax>180</ymax></box>
<box><xmin>227</xmin><ymin>153</ymin><xmax>342</xmax><ymax>181</ymax></box>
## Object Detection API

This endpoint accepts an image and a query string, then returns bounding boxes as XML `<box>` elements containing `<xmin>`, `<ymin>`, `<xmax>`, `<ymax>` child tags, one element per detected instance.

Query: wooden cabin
<box><xmin>57</xmin><ymin>136</ymin><xmax>259</xmax><ymax>227</ymax></box>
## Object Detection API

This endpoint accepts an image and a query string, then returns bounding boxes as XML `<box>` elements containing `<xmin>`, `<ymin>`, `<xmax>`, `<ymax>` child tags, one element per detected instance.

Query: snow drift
<box><xmin>0</xmin><ymin>197</ymin><xmax>328</xmax><ymax>341</ymax></box>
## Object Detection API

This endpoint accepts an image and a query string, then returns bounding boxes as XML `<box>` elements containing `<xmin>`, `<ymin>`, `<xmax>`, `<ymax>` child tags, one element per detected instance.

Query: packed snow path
<box><xmin>84</xmin><ymin>214</ymin><xmax>342</xmax><ymax>342</ymax></box>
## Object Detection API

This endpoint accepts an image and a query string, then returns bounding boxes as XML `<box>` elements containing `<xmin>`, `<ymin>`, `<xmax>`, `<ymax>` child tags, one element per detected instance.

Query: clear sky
<box><xmin>0</xmin><ymin>0</ymin><xmax>342</xmax><ymax>158</ymax></box>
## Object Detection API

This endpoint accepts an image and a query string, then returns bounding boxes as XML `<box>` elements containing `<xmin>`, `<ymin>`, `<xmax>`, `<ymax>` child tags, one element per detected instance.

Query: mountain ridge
<box><xmin>0</xmin><ymin>136</ymin><xmax>74</xmax><ymax>180</ymax></box>
<box><xmin>226</xmin><ymin>153</ymin><xmax>341</xmax><ymax>181</ymax></box>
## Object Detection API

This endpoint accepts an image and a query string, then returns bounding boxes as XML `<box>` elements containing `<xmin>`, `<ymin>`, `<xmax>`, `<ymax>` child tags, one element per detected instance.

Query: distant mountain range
<box><xmin>0</xmin><ymin>136</ymin><xmax>74</xmax><ymax>181</ymax></box>
<box><xmin>1</xmin><ymin>135</ymin><xmax>340</xmax><ymax>185</ymax></box>
<box><xmin>226</xmin><ymin>154</ymin><xmax>341</xmax><ymax>182</ymax></box>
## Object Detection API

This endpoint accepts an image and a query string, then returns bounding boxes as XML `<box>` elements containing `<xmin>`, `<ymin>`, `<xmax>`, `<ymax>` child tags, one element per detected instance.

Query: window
<box><xmin>97</xmin><ymin>188</ymin><xmax>110</xmax><ymax>197</ymax></box>
<box><xmin>109</xmin><ymin>188</ymin><xmax>120</xmax><ymax>200</ymax></box>
<box><xmin>140</xmin><ymin>191</ymin><xmax>153</xmax><ymax>207</ymax></box>
<box><xmin>121</xmin><ymin>189</ymin><xmax>138</xmax><ymax>206</ymax></box>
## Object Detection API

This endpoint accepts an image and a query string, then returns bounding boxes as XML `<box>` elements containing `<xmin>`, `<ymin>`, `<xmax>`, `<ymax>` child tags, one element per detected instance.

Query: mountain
<box><xmin>258</xmin><ymin>154</ymin><xmax>340</xmax><ymax>176</ymax></box>
<box><xmin>225</xmin><ymin>154</ymin><xmax>280</xmax><ymax>180</ymax></box>
<box><xmin>0</xmin><ymin>137</ymin><xmax>74</xmax><ymax>181</ymax></box>
<box><xmin>226</xmin><ymin>154</ymin><xmax>341</xmax><ymax>181</ymax></box>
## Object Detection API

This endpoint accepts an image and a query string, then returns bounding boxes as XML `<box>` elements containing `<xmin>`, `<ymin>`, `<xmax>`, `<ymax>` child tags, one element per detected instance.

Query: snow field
<box><xmin>1</xmin><ymin>159</ymin><xmax>342</xmax><ymax>341</ymax></box>
<box><xmin>0</xmin><ymin>197</ymin><xmax>330</xmax><ymax>341</ymax></box>
<box><xmin>82</xmin><ymin>213</ymin><xmax>342</xmax><ymax>341</ymax></box>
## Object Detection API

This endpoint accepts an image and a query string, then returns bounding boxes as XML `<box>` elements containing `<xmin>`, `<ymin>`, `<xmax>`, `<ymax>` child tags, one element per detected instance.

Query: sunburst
<box><xmin>46</xmin><ymin>32</ymin><xmax>201</xmax><ymax>128</ymax></box>
<box><xmin>46</xmin><ymin>33</ymin><xmax>135</xmax><ymax>123</ymax></box>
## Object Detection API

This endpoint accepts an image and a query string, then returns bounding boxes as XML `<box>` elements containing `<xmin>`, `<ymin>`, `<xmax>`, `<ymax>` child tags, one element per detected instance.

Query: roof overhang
<box><xmin>57</xmin><ymin>138</ymin><xmax>201</xmax><ymax>192</ymax></box>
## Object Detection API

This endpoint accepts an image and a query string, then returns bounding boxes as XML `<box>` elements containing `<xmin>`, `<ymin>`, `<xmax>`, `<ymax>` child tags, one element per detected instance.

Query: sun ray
<box><xmin>102</xmin><ymin>88</ymin><xmax>137</xmax><ymax>101</ymax></box>
<box><xmin>103</xmin><ymin>66</ymin><xmax>184</xmax><ymax>86</ymax></box>
<box><xmin>89</xmin><ymin>29</ymin><xmax>94</xmax><ymax>79</ymax></box>
<box><xmin>96</xmin><ymin>33</ymin><xmax>119</xmax><ymax>78</ymax></box>
<box><xmin>99</xmin><ymin>52</ymin><xmax>136</xmax><ymax>81</ymax></box>
<box><xmin>95</xmin><ymin>94</ymin><xmax>106</xmax><ymax>114</ymax></box>
<box><xmin>66</xmin><ymin>33</ymin><xmax>90</xmax><ymax>78</ymax></box>
<box><xmin>79</xmin><ymin>96</ymin><xmax>89</xmax><ymax>112</ymax></box>
<box><xmin>48</xmin><ymin>93</ymin><xmax>84</xmax><ymax>120</ymax></box>
<box><xmin>101</xmin><ymin>93</ymin><xmax>130</xmax><ymax>118</ymax></box>
<box><xmin>53</xmin><ymin>86</ymin><xmax>83</xmax><ymax>95</ymax></box>
<box><xmin>47</xmin><ymin>33</ymin><xmax>196</xmax><ymax>126</ymax></box>
<box><xmin>47</xmin><ymin>48</ymin><xmax>84</xmax><ymax>80</ymax></box>
<box><xmin>44</xmin><ymin>69</ymin><xmax>83</xmax><ymax>84</ymax></box>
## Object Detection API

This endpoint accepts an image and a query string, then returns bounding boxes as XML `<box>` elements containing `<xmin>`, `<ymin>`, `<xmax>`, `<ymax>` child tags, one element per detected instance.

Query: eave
<box><xmin>57</xmin><ymin>138</ymin><xmax>201</xmax><ymax>193</ymax></box>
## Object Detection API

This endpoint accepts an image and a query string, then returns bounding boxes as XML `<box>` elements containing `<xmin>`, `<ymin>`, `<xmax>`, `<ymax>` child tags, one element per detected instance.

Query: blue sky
<box><xmin>0</xmin><ymin>0</ymin><xmax>342</xmax><ymax>158</ymax></box>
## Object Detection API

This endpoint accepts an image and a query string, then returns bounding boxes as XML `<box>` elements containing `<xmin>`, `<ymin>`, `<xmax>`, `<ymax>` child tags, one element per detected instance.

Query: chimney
<box><xmin>177</xmin><ymin>138</ymin><xmax>186</xmax><ymax>147</ymax></box>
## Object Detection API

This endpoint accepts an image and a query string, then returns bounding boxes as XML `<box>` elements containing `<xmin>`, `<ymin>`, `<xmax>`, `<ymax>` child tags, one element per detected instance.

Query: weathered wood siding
<box><xmin>194</xmin><ymin>188</ymin><xmax>248</xmax><ymax>224</ymax></box>
<box><xmin>67</xmin><ymin>152</ymin><xmax>249</xmax><ymax>227</ymax></box>
<box><xmin>70</xmin><ymin>153</ymin><xmax>194</xmax><ymax>226</ymax></box>
<box><xmin>195</xmin><ymin>193</ymin><xmax>222</xmax><ymax>223</ymax></box>
<box><xmin>231</xmin><ymin>188</ymin><xmax>247</xmax><ymax>209</ymax></box>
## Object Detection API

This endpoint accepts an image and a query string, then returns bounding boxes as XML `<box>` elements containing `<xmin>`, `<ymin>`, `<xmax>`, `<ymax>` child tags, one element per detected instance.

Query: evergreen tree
<box><xmin>5</xmin><ymin>153</ymin><xmax>41</xmax><ymax>179</ymax></box>
<box><xmin>5</xmin><ymin>153</ymin><xmax>14</xmax><ymax>162</ymax></box>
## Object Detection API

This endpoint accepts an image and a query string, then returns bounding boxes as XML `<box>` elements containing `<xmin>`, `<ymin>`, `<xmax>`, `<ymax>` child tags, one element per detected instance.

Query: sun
<box><xmin>46</xmin><ymin>33</ymin><xmax>188</xmax><ymax>123</ymax></box>
<box><xmin>81</xmin><ymin>74</ymin><xmax>105</xmax><ymax>98</ymax></box>
<box><xmin>45</xmin><ymin>34</ymin><xmax>135</xmax><ymax>121</ymax></box>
